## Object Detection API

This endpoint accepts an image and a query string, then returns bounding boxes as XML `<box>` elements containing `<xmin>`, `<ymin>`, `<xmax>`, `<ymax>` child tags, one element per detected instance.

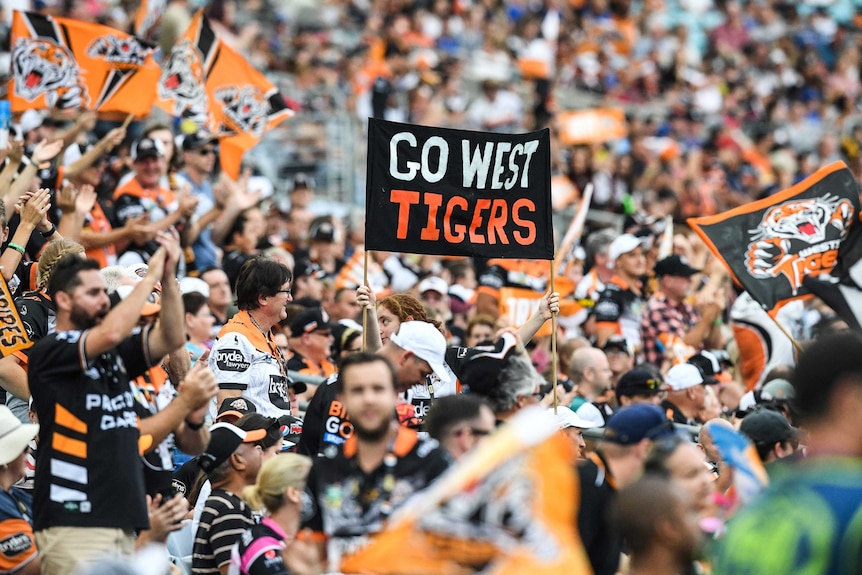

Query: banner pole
<box><xmin>770</xmin><ymin>315</ymin><xmax>803</xmax><ymax>353</ymax></box>
<box><xmin>550</xmin><ymin>260</ymin><xmax>558</xmax><ymax>414</ymax></box>
<box><xmin>362</xmin><ymin>249</ymin><xmax>369</xmax><ymax>352</ymax></box>
<box><xmin>120</xmin><ymin>113</ymin><xmax>135</xmax><ymax>131</ymax></box>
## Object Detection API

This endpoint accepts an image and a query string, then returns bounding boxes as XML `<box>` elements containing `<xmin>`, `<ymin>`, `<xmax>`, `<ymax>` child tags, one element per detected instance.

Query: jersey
<box><xmin>209</xmin><ymin>311</ymin><xmax>291</xmax><ymax>419</ymax></box>
<box><xmin>296</xmin><ymin>373</ymin><xmax>350</xmax><ymax>457</ymax></box>
<box><xmin>28</xmin><ymin>327</ymin><xmax>154</xmax><ymax>531</ymax></box>
<box><xmin>477</xmin><ymin>259</ymin><xmax>549</xmax><ymax>318</ymax></box>
<box><xmin>593</xmin><ymin>276</ymin><xmax>646</xmax><ymax>353</ymax></box>
<box><xmin>82</xmin><ymin>201</ymin><xmax>117</xmax><ymax>268</ymax></box>
<box><xmin>0</xmin><ymin>487</ymin><xmax>37</xmax><ymax>573</ymax></box>
<box><xmin>301</xmin><ymin>427</ymin><xmax>449</xmax><ymax>571</ymax></box>
<box><xmin>131</xmin><ymin>364</ymin><xmax>177</xmax><ymax>495</ymax></box>
<box><xmin>286</xmin><ymin>353</ymin><xmax>337</xmax><ymax>380</ymax></box>
<box><xmin>113</xmin><ymin>176</ymin><xmax>177</xmax><ymax>259</ymax></box>
<box><xmin>713</xmin><ymin>456</ymin><xmax>862</xmax><ymax>575</ymax></box>
<box><xmin>228</xmin><ymin>517</ymin><xmax>290</xmax><ymax>575</ymax></box>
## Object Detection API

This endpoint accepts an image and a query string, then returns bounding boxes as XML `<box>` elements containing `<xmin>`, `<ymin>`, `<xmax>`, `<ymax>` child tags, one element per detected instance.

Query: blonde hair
<box><xmin>37</xmin><ymin>239</ymin><xmax>85</xmax><ymax>289</ymax></box>
<box><xmin>242</xmin><ymin>453</ymin><xmax>312</xmax><ymax>513</ymax></box>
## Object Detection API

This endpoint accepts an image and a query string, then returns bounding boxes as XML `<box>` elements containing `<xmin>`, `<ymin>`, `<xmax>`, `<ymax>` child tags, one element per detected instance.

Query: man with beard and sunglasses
<box><xmin>301</xmin><ymin>352</ymin><xmax>449</xmax><ymax>573</ymax></box>
<box><xmin>27</xmin><ymin>236</ymin><xmax>188</xmax><ymax>574</ymax></box>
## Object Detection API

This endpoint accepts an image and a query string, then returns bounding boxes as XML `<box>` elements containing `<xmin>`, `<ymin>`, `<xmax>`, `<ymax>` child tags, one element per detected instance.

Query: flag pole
<box><xmin>770</xmin><ymin>314</ymin><xmax>803</xmax><ymax>353</ymax></box>
<box><xmin>362</xmin><ymin>249</ymin><xmax>369</xmax><ymax>351</ymax></box>
<box><xmin>120</xmin><ymin>113</ymin><xmax>135</xmax><ymax>131</ymax></box>
<box><xmin>550</xmin><ymin>260</ymin><xmax>558</xmax><ymax>414</ymax></box>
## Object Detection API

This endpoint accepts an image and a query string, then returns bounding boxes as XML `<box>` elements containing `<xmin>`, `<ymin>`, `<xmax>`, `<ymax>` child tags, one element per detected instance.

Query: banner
<box><xmin>0</xmin><ymin>275</ymin><xmax>32</xmax><ymax>357</ymax></box>
<box><xmin>804</xmin><ymin>257</ymin><xmax>862</xmax><ymax>332</ymax></box>
<box><xmin>557</xmin><ymin>108</ymin><xmax>627</xmax><ymax>146</ymax></box>
<box><xmin>9</xmin><ymin>11</ymin><xmax>159</xmax><ymax>115</ymax></box>
<box><xmin>729</xmin><ymin>292</ymin><xmax>798</xmax><ymax>391</ymax></box>
<box><xmin>365</xmin><ymin>119</ymin><xmax>553</xmax><ymax>260</ymax></box>
<box><xmin>134</xmin><ymin>0</ymin><xmax>167</xmax><ymax>38</ymax></box>
<box><xmin>340</xmin><ymin>407</ymin><xmax>592</xmax><ymax>575</ymax></box>
<box><xmin>689</xmin><ymin>161</ymin><xmax>862</xmax><ymax>315</ymax></box>
<box><xmin>156</xmin><ymin>11</ymin><xmax>293</xmax><ymax>179</ymax></box>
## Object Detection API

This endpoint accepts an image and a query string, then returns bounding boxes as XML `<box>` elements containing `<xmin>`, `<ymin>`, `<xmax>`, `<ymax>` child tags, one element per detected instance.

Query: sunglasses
<box><xmin>197</xmin><ymin>148</ymin><xmax>217</xmax><ymax>156</ymax></box>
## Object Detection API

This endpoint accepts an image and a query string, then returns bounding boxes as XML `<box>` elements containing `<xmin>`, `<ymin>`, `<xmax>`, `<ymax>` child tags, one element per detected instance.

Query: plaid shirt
<box><xmin>640</xmin><ymin>292</ymin><xmax>701</xmax><ymax>367</ymax></box>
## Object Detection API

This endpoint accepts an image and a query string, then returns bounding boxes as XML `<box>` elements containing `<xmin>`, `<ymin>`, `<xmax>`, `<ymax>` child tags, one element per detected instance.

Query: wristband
<box><xmin>7</xmin><ymin>242</ymin><xmax>25</xmax><ymax>255</ymax></box>
<box><xmin>184</xmin><ymin>418</ymin><xmax>205</xmax><ymax>431</ymax></box>
<box><xmin>712</xmin><ymin>318</ymin><xmax>723</xmax><ymax>326</ymax></box>
<box><xmin>39</xmin><ymin>223</ymin><xmax>57</xmax><ymax>238</ymax></box>
<box><xmin>20</xmin><ymin>156</ymin><xmax>32</xmax><ymax>166</ymax></box>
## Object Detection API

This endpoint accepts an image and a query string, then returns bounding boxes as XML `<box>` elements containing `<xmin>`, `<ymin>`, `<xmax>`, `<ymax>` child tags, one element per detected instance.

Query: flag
<box><xmin>134</xmin><ymin>0</ymin><xmax>166</xmax><ymax>38</ymax></box>
<box><xmin>557</xmin><ymin>108</ymin><xmax>627</xmax><ymax>146</ymax></box>
<box><xmin>9</xmin><ymin>10</ymin><xmax>160</xmax><ymax>115</ymax></box>
<box><xmin>657</xmin><ymin>215</ymin><xmax>674</xmax><ymax>260</ymax></box>
<box><xmin>155</xmin><ymin>11</ymin><xmax>293</xmax><ymax>179</ymax></box>
<box><xmin>689</xmin><ymin>161</ymin><xmax>862</xmax><ymax>316</ymax></box>
<box><xmin>709</xmin><ymin>423</ymin><xmax>769</xmax><ymax>505</ymax></box>
<box><xmin>803</xmin><ymin>257</ymin><xmax>862</xmax><ymax>331</ymax></box>
<box><xmin>0</xmin><ymin>274</ymin><xmax>32</xmax><ymax>357</ymax></box>
<box><xmin>555</xmin><ymin>182</ymin><xmax>593</xmax><ymax>275</ymax></box>
<box><xmin>365</xmin><ymin>119</ymin><xmax>554</xmax><ymax>260</ymax></box>
<box><xmin>339</xmin><ymin>406</ymin><xmax>592</xmax><ymax>575</ymax></box>
<box><xmin>729</xmin><ymin>292</ymin><xmax>799</xmax><ymax>390</ymax></box>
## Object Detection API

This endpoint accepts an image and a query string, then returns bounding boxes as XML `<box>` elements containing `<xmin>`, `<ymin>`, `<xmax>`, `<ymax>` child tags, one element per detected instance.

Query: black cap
<box><xmin>309</xmin><ymin>220</ymin><xmax>336</xmax><ymax>243</ymax></box>
<box><xmin>289</xmin><ymin>307</ymin><xmax>335</xmax><ymax>337</ymax></box>
<box><xmin>688</xmin><ymin>351</ymin><xmax>721</xmax><ymax>384</ymax></box>
<box><xmin>294</xmin><ymin>259</ymin><xmax>326</xmax><ymax>280</ymax></box>
<box><xmin>277</xmin><ymin>414</ymin><xmax>304</xmax><ymax>448</ymax></box>
<box><xmin>456</xmin><ymin>333</ymin><xmax>520</xmax><ymax>394</ymax></box>
<box><xmin>739</xmin><ymin>409</ymin><xmax>798</xmax><ymax>446</ymax></box>
<box><xmin>615</xmin><ymin>369</ymin><xmax>664</xmax><ymax>397</ymax></box>
<box><xmin>288</xmin><ymin>375</ymin><xmax>307</xmax><ymax>395</ymax></box>
<box><xmin>132</xmin><ymin>137</ymin><xmax>166</xmax><ymax>161</ymax></box>
<box><xmin>655</xmin><ymin>255</ymin><xmax>701</xmax><ymax>277</ymax></box>
<box><xmin>216</xmin><ymin>396</ymin><xmax>258</xmax><ymax>422</ymax></box>
<box><xmin>198</xmin><ymin>422</ymin><xmax>266</xmax><ymax>473</ymax></box>
<box><xmin>602</xmin><ymin>335</ymin><xmax>630</xmax><ymax>355</ymax></box>
<box><xmin>182</xmin><ymin>130</ymin><xmax>215</xmax><ymax>151</ymax></box>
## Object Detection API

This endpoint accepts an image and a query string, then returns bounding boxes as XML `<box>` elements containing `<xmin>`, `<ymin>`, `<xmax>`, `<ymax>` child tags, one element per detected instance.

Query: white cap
<box><xmin>18</xmin><ymin>110</ymin><xmax>44</xmax><ymax>134</ymax></box>
<box><xmin>608</xmin><ymin>234</ymin><xmax>643</xmax><ymax>265</ymax></box>
<box><xmin>390</xmin><ymin>321</ymin><xmax>448</xmax><ymax>381</ymax></box>
<box><xmin>738</xmin><ymin>390</ymin><xmax>758</xmax><ymax>412</ymax></box>
<box><xmin>666</xmin><ymin>363</ymin><xmax>705</xmax><ymax>391</ymax></box>
<box><xmin>0</xmin><ymin>405</ymin><xmax>39</xmax><ymax>466</ymax></box>
<box><xmin>549</xmin><ymin>406</ymin><xmax>598</xmax><ymax>430</ymax></box>
<box><xmin>179</xmin><ymin>277</ymin><xmax>210</xmax><ymax>297</ymax></box>
<box><xmin>418</xmin><ymin>276</ymin><xmax>448</xmax><ymax>296</ymax></box>
<box><xmin>575</xmin><ymin>402</ymin><xmax>606</xmax><ymax>427</ymax></box>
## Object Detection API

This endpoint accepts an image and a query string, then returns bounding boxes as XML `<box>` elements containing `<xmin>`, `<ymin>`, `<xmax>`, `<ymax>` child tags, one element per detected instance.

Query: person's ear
<box><xmin>54</xmin><ymin>290</ymin><xmax>72</xmax><ymax>312</ymax></box>
<box><xmin>405</xmin><ymin>315</ymin><xmax>414</xmax><ymax>321</ymax></box>
<box><xmin>285</xmin><ymin>486</ymin><xmax>302</xmax><ymax>504</ymax></box>
<box><xmin>1</xmin><ymin>226</ymin><xmax>8</xmax><ymax>244</ymax></box>
<box><xmin>231</xmin><ymin>450</ymin><xmax>247</xmax><ymax>472</ymax></box>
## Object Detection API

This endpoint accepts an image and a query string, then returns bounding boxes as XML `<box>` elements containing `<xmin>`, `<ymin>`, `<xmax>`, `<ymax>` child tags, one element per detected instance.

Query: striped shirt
<box><xmin>192</xmin><ymin>488</ymin><xmax>254</xmax><ymax>575</ymax></box>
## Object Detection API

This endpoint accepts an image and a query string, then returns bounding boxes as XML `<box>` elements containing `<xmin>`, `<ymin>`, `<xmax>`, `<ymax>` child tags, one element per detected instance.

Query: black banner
<box><xmin>365</xmin><ymin>119</ymin><xmax>553</xmax><ymax>260</ymax></box>
<box><xmin>689</xmin><ymin>161</ymin><xmax>862</xmax><ymax>315</ymax></box>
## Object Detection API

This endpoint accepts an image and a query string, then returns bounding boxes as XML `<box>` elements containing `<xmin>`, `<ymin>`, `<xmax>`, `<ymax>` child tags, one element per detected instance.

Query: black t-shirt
<box><xmin>15</xmin><ymin>291</ymin><xmax>54</xmax><ymax>346</ymax></box>
<box><xmin>577</xmin><ymin>452</ymin><xmax>621</xmax><ymax>575</ymax></box>
<box><xmin>296</xmin><ymin>373</ymin><xmax>348</xmax><ymax>458</ymax></box>
<box><xmin>173</xmin><ymin>457</ymin><xmax>203</xmax><ymax>505</ymax></box>
<box><xmin>301</xmin><ymin>427</ymin><xmax>449</xmax><ymax>567</ymax></box>
<box><xmin>28</xmin><ymin>326</ymin><xmax>155</xmax><ymax>531</ymax></box>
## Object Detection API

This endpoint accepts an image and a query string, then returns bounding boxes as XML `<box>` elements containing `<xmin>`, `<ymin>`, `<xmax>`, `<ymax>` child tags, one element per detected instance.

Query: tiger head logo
<box><xmin>87</xmin><ymin>35</ymin><xmax>149</xmax><ymax>68</ymax></box>
<box><xmin>745</xmin><ymin>194</ymin><xmax>854</xmax><ymax>294</ymax></box>
<box><xmin>214</xmin><ymin>86</ymin><xmax>269</xmax><ymax>138</ymax></box>
<box><xmin>12</xmin><ymin>39</ymin><xmax>88</xmax><ymax>109</ymax></box>
<box><xmin>158</xmin><ymin>40</ymin><xmax>207</xmax><ymax>123</ymax></box>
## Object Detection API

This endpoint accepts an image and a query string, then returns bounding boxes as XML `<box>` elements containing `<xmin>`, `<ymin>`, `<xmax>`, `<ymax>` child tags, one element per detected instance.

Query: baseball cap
<box><xmin>181</xmin><ymin>130</ymin><xmax>215</xmax><ymax>152</ymax></box>
<box><xmin>216</xmin><ymin>397</ymin><xmax>258</xmax><ymax>422</ymax></box>
<box><xmin>289</xmin><ymin>307</ymin><xmax>336</xmax><ymax>337</ymax></box>
<box><xmin>293</xmin><ymin>173</ymin><xmax>313</xmax><ymax>190</ymax></box>
<box><xmin>608</xmin><ymin>234</ymin><xmax>643</xmax><ymax>264</ymax></box>
<box><xmin>309</xmin><ymin>220</ymin><xmax>336</xmax><ymax>243</ymax></box>
<box><xmin>739</xmin><ymin>409</ymin><xmax>799</xmax><ymax>446</ymax></box>
<box><xmin>456</xmin><ymin>332</ymin><xmax>520</xmax><ymax>393</ymax></box>
<box><xmin>199</xmin><ymin>421</ymin><xmax>267</xmax><ymax>472</ymax></box>
<box><xmin>549</xmin><ymin>406</ymin><xmax>597</xmax><ymax>430</ymax></box>
<box><xmin>131</xmin><ymin>137</ymin><xmax>166</xmax><ymax>161</ymax></box>
<box><xmin>0</xmin><ymin>405</ymin><xmax>38</xmax><ymax>466</ymax></box>
<box><xmin>655</xmin><ymin>255</ymin><xmax>701</xmax><ymax>277</ymax></box>
<box><xmin>277</xmin><ymin>414</ymin><xmax>304</xmax><ymax>449</ymax></box>
<box><xmin>288</xmin><ymin>375</ymin><xmax>308</xmax><ymax>396</ymax></box>
<box><xmin>665</xmin><ymin>363</ymin><xmax>706</xmax><ymax>391</ymax></box>
<box><xmin>390</xmin><ymin>321</ymin><xmax>448</xmax><ymax>381</ymax></box>
<box><xmin>115</xmin><ymin>284</ymin><xmax>160</xmax><ymax>317</ymax></box>
<box><xmin>294</xmin><ymin>259</ymin><xmax>326</xmax><ymax>280</ymax></box>
<box><xmin>687</xmin><ymin>351</ymin><xmax>722</xmax><ymax>384</ymax></box>
<box><xmin>616</xmin><ymin>369</ymin><xmax>664</xmax><ymax>397</ymax></box>
<box><xmin>603</xmin><ymin>404</ymin><xmax>676</xmax><ymax>445</ymax></box>
<box><xmin>179</xmin><ymin>277</ymin><xmax>210</xmax><ymax>298</ymax></box>
<box><xmin>761</xmin><ymin>378</ymin><xmax>795</xmax><ymax>401</ymax></box>
<box><xmin>418</xmin><ymin>276</ymin><xmax>448</xmax><ymax>296</ymax></box>
<box><xmin>602</xmin><ymin>335</ymin><xmax>630</xmax><ymax>355</ymax></box>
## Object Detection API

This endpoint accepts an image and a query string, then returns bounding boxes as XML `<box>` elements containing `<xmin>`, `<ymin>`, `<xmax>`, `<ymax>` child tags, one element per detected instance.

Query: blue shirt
<box><xmin>177</xmin><ymin>171</ymin><xmax>217</xmax><ymax>271</ymax></box>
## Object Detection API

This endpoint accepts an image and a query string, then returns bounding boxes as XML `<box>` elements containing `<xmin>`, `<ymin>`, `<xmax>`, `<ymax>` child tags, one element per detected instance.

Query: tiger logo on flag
<box><xmin>745</xmin><ymin>194</ymin><xmax>854</xmax><ymax>295</ymax></box>
<box><xmin>158</xmin><ymin>40</ymin><xmax>207</xmax><ymax>122</ymax></box>
<box><xmin>87</xmin><ymin>35</ymin><xmax>149</xmax><ymax>68</ymax></box>
<box><xmin>214</xmin><ymin>86</ymin><xmax>269</xmax><ymax>137</ymax></box>
<box><xmin>12</xmin><ymin>38</ymin><xmax>87</xmax><ymax>108</ymax></box>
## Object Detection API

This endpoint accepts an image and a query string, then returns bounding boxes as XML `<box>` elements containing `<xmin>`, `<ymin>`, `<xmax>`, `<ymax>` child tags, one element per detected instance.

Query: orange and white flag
<box><xmin>134</xmin><ymin>0</ymin><xmax>167</xmax><ymax>39</ymax></box>
<box><xmin>9</xmin><ymin>10</ymin><xmax>159</xmax><ymax>115</ymax></box>
<box><xmin>156</xmin><ymin>11</ymin><xmax>293</xmax><ymax>179</ymax></box>
<box><xmin>340</xmin><ymin>406</ymin><xmax>593</xmax><ymax>574</ymax></box>
<box><xmin>0</xmin><ymin>275</ymin><xmax>32</xmax><ymax>357</ymax></box>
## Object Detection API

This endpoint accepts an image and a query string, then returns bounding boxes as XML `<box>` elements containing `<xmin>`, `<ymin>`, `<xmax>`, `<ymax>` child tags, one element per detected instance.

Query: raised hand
<box><xmin>123</xmin><ymin>213</ymin><xmax>157</xmax><ymax>244</ymax></box>
<box><xmin>31</xmin><ymin>139</ymin><xmax>63</xmax><ymax>165</ymax></box>
<box><xmin>56</xmin><ymin>183</ymin><xmax>77</xmax><ymax>215</ymax></box>
<box><xmin>155</xmin><ymin>228</ymin><xmax>182</xmax><ymax>279</ymax></box>
<box><xmin>19</xmin><ymin>188</ymin><xmax>51</xmax><ymax>227</ymax></box>
<box><xmin>177</xmin><ymin>360</ymin><xmax>219</xmax><ymax>411</ymax></box>
<box><xmin>76</xmin><ymin>184</ymin><xmax>97</xmax><ymax>215</ymax></box>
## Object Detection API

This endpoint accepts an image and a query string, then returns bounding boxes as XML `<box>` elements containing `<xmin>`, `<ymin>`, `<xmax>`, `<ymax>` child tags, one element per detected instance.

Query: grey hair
<box><xmin>485</xmin><ymin>354</ymin><xmax>543</xmax><ymax>414</ymax></box>
<box><xmin>585</xmin><ymin>228</ymin><xmax>617</xmax><ymax>260</ymax></box>
<box><xmin>100</xmin><ymin>265</ymin><xmax>139</xmax><ymax>295</ymax></box>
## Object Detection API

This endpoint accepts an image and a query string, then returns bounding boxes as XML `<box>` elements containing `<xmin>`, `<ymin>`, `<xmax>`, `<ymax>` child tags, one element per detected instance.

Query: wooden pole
<box><xmin>120</xmin><ymin>113</ymin><xmax>135</xmax><ymax>131</ymax></box>
<box><xmin>770</xmin><ymin>314</ymin><xmax>803</xmax><ymax>353</ymax></box>
<box><xmin>550</xmin><ymin>260</ymin><xmax>558</xmax><ymax>414</ymax></box>
<box><xmin>362</xmin><ymin>249</ymin><xmax>369</xmax><ymax>351</ymax></box>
